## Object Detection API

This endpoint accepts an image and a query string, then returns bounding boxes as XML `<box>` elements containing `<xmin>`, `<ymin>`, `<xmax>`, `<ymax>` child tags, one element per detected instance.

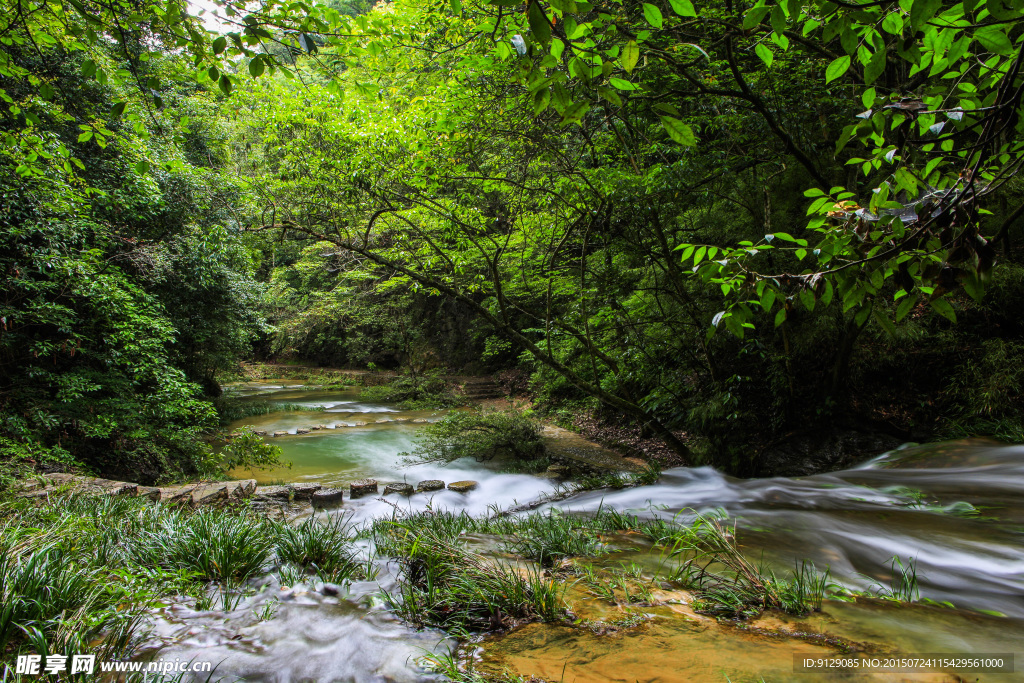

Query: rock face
<box><xmin>416</xmin><ymin>479</ymin><xmax>444</xmax><ymax>492</ymax></box>
<box><xmin>383</xmin><ymin>482</ymin><xmax>414</xmax><ymax>496</ymax></box>
<box><xmin>349</xmin><ymin>479</ymin><xmax>378</xmax><ymax>498</ymax></box>
<box><xmin>447</xmin><ymin>480</ymin><xmax>478</xmax><ymax>493</ymax></box>
<box><xmin>312</xmin><ymin>487</ymin><xmax>344</xmax><ymax>509</ymax></box>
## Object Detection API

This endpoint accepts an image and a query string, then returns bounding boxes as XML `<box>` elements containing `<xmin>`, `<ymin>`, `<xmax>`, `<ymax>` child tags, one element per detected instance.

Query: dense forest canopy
<box><xmin>2</xmin><ymin>0</ymin><xmax>1023</xmax><ymax>482</ymax></box>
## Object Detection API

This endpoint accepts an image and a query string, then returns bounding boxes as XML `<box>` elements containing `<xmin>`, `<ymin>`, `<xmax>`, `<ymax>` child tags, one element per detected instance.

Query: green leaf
<box><xmin>248</xmin><ymin>56</ymin><xmax>265</xmax><ymax>77</ymax></box>
<box><xmin>135</xmin><ymin>160</ymin><xmax>150</xmax><ymax>174</ymax></box>
<box><xmin>743</xmin><ymin>5</ymin><xmax>771</xmax><ymax>30</ymax></box>
<box><xmin>218</xmin><ymin>74</ymin><xmax>232</xmax><ymax>95</ymax></box>
<box><xmin>621</xmin><ymin>40</ymin><xmax>639</xmax><ymax>73</ymax></box>
<box><xmin>669</xmin><ymin>0</ymin><xmax>696</xmax><ymax>16</ymax></box>
<box><xmin>450</xmin><ymin>0</ymin><xmax>462</xmax><ymax>14</ymax></box>
<box><xmin>77</xmin><ymin>131</ymin><xmax>93</xmax><ymax>143</ymax></box>
<box><xmin>774</xmin><ymin>307</ymin><xmax>788</xmax><ymax>327</ymax></box>
<box><xmin>533</xmin><ymin>87</ymin><xmax>551</xmax><ymax>115</ymax></box>
<box><xmin>609</xmin><ymin>77</ymin><xmax>639</xmax><ymax>90</ymax></box>
<box><xmin>799</xmin><ymin>288</ymin><xmax>816</xmax><ymax>311</ymax></box>
<box><xmin>910</xmin><ymin>0</ymin><xmax>941</xmax><ymax>29</ymax></box>
<box><xmin>597</xmin><ymin>86</ymin><xmax>622</xmax><ymax>107</ymax></box>
<box><xmin>660</xmin><ymin>116</ymin><xmax>696</xmax><ymax>146</ymax></box>
<box><xmin>930</xmin><ymin>297</ymin><xmax>956</xmax><ymax>322</ymax></box>
<box><xmin>212</xmin><ymin>36</ymin><xmax>227</xmax><ymax>54</ymax></box>
<box><xmin>643</xmin><ymin>3</ymin><xmax>664</xmax><ymax>28</ymax></box>
<box><xmin>825</xmin><ymin>55</ymin><xmax>851</xmax><ymax>84</ymax></box>
<box><xmin>872</xmin><ymin>309</ymin><xmax>898</xmax><ymax>337</ymax></box>
<box><xmin>109</xmin><ymin>101</ymin><xmax>127</xmax><ymax>118</ymax></box>
<box><xmin>895</xmin><ymin>295</ymin><xmax>917</xmax><ymax>322</ymax></box>
<box><xmin>528</xmin><ymin>2</ymin><xmax>552</xmax><ymax>43</ymax></box>
<box><xmin>755</xmin><ymin>43</ymin><xmax>773</xmax><ymax>68</ymax></box>
<box><xmin>975</xmin><ymin>26</ymin><xmax>1013</xmax><ymax>55</ymax></box>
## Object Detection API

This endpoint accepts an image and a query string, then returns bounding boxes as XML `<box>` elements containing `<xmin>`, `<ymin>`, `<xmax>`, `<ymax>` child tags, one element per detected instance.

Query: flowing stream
<box><xmin>144</xmin><ymin>382</ymin><xmax>1024</xmax><ymax>682</ymax></box>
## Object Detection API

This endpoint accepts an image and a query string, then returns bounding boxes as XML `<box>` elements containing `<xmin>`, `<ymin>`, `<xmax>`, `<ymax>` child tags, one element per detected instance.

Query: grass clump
<box><xmin>373</xmin><ymin>512</ymin><xmax>568</xmax><ymax>631</ymax></box>
<box><xmin>275</xmin><ymin>514</ymin><xmax>367</xmax><ymax>584</ymax></box>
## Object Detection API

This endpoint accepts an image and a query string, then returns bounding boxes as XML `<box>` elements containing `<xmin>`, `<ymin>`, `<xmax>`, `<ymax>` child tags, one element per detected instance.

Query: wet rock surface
<box><xmin>415</xmin><ymin>479</ymin><xmax>444</xmax><ymax>492</ymax></box>
<box><xmin>447</xmin><ymin>480</ymin><xmax>478</xmax><ymax>493</ymax></box>
<box><xmin>19</xmin><ymin>474</ymin><xmax>259</xmax><ymax>507</ymax></box>
<box><xmin>349</xmin><ymin>479</ymin><xmax>379</xmax><ymax>498</ymax></box>
<box><xmin>311</xmin><ymin>487</ymin><xmax>344</xmax><ymax>508</ymax></box>
<box><xmin>383</xmin><ymin>482</ymin><xmax>414</xmax><ymax>496</ymax></box>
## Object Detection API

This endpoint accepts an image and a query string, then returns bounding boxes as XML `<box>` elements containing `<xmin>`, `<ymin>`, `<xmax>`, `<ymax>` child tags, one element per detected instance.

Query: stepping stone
<box><xmin>253</xmin><ymin>430</ymin><xmax>268</xmax><ymax>436</ymax></box>
<box><xmin>349</xmin><ymin>479</ymin><xmax>378</xmax><ymax>498</ymax></box>
<box><xmin>411</xmin><ymin>418</ymin><xmax>430</xmax><ymax>423</ymax></box>
<box><xmin>273</xmin><ymin>431</ymin><xmax>288</xmax><ymax>437</ymax></box>
<box><xmin>312</xmin><ymin>488</ymin><xmax>344</xmax><ymax>509</ymax></box>
<box><xmin>416</xmin><ymin>479</ymin><xmax>444</xmax><ymax>492</ymax></box>
<box><xmin>254</xmin><ymin>485</ymin><xmax>292</xmax><ymax>500</ymax></box>
<box><xmin>383</xmin><ymin>483</ymin><xmax>414</xmax><ymax>496</ymax></box>
<box><xmin>375</xmin><ymin>418</ymin><xmax>393</xmax><ymax>423</ymax></box>
<box><xmin>352</xmin><ymin>421</ymin><xmax>367</xmax><ymax>426</ymax></box>
<box><xmin>447</xmin><ymin>480</ymin><xmax>478</xmax><ymax>493</ymax></box>
<box><xmin>290</xmin><ymin>483</ymin><xmax>322</xmax><ymax>499</ymax></box>
<box><xmin>334</xmin><ymin>423</ymin><xmax>347</xmax><ymax>428</ymax></box>
<box><xmin>296</xmin><ymin>428</ymin><xmax>311</xmax><ymax>434</ymax></box>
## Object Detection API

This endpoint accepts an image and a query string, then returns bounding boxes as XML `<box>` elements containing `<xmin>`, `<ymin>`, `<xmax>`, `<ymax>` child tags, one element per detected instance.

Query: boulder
<box><xmin>349</xmin><ymin>479</ymin><xmax>378</xmax><ymax>498</ymax></box>
<box><xmin>190</xmin><ymin>484</ymin><xmax>229</xmax><ymax>505</ymax></box>
<box><xmin>447</xmin><ymin>480</ymin><xmax>478</xmax><ymax>493</ymax></box>
<box><xmin>273</xmin><ymin>431</ymin><xmax>288</xmax><ymax>437</ymax></box>
<box><xmin>383</xmin><ymin>482</ymin><xmax>414</xmax><ymax>496</ymax></box>
<box><xmin>416</xmin><ymin>479</ymin><xmax>444</xmax><ymax>492</ymax></box>
<box><xmin>296</xmin><ymin>428</ymin><xmax>311</xmax><ymax>434</ymax></box>
<box><xmin>253</xmin><ymin>430</ymin><xmax>268</xmax><ymax>436</ymax></box>
<box><xmin>312</xmin><ymin>487</ymin><xmax>344</xmax><ymax>509</ymax></box>
<box><xmin>312</xmin><ymin>424</ymin><xmax>328</xmax><ymax>430</ymax></box>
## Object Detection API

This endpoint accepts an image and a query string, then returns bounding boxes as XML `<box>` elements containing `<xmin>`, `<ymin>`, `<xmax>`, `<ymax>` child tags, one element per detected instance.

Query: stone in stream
<box><xmin>272</xmin><ymin>431</ymin><xmax>288</xmax><ymax>437</ymax></box>
<box><xmin>296</xmin><ymin>428</ymin><xmax>311</xmax><ymax>434</ymax></box>
<box><xmin>254</xmin><ymin>485</ymin><xmax>292</xmax><ymax>500</ymax></box>
<box><xmin>447</xmin><ymin>480</ymin><xmax>478</xmax><ymax>493</ymax></box>
<box><xmin>253</xmin><ymin>430</ymin><xmax>268</xmax><ymax>436</ymax></box>
<box><xmin>416</xmin><ymin>479</ymin><xmax>445</xmax><ymax>492</ymax></box>
<box><xmin>349</xmin><ymin>479</ymin><xmax>379</xmax><ymax>498</ymax></box>
<box><xmin>312</xmin><ymin>487</ymin><xmax>344</xmax><ymax>509</ymax></box>
<box><xmin>375</xmin><ymin>418</ymin><xmax>393</xmax><ymax>423</ymax></box>
<box><xmin>290</xmin><ymin>483</ymin><xmax>322</xmax><ymax>499</ymax></box>
<box><xmin>352</xmin><ymin>421</ymin><xmax>367</xmax><ymax>426</ymax></box>
<box><xmin>411</xmin><ymin>418</ymin><xmax>430</xmax><ymax>423</ymax></box>
<box><xmin>383</xmin><ymin>482</ymin><xmax>414</xmax><ymax>496</ymax></box>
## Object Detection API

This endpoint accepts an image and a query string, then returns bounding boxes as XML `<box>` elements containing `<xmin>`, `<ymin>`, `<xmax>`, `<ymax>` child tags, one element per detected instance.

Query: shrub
<box><xmin>402</xmin><ymin>408</ymin><xmax>544</xmax><ymax>465</ymax></box>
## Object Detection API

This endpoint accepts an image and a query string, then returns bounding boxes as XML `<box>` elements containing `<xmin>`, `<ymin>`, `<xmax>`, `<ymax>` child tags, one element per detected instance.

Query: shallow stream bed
<box><xmin>144</xmin><ymin>382</ymin><xmax>1024</xmax><ymax>682</ymax></box>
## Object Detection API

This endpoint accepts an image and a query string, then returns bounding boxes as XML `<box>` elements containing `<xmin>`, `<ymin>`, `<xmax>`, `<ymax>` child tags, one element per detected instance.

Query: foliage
<box><xmin>402</xmin><ymin>409</ymin><xmax>544</xmax><ymax>465</ymax></box>
<box><xmin>218</xmin><ymin>428</ymin><xmax>287</xmax><ymax>473</ymax></box>
<box><xmin>359</xmin><ymin>373</ymin><xmax>464</xmax><ymax>409</ymax></box>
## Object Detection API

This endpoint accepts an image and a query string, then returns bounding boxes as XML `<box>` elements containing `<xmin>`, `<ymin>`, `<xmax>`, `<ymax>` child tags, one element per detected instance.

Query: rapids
<box><xmin>145</xmin><ymin>382</ymin><xmax>1024</xmax><ymax>682</ymax></box>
